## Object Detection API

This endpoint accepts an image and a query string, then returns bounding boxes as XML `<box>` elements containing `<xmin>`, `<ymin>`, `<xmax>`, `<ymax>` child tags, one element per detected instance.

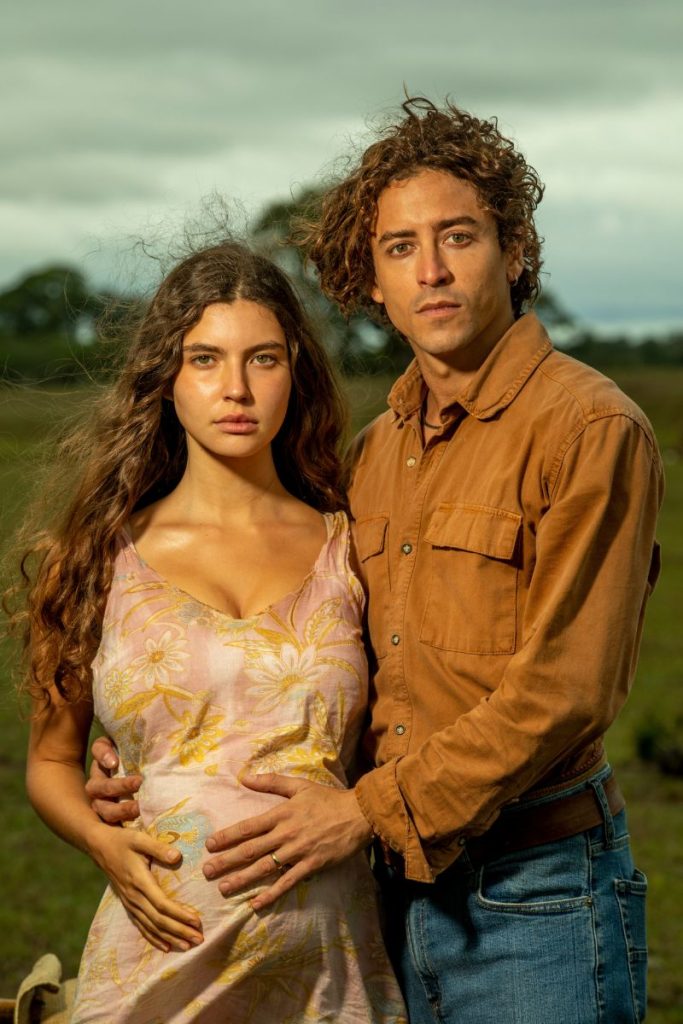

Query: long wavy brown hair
<box><xmin>298</xmin><ymin>96</ymin><xmax>545</xmax><ymax>319</ymax></box>
<box><xmin>7</xmin><ymin>241</ymin><xmax>349</xmax><ymax>707</ymax></box>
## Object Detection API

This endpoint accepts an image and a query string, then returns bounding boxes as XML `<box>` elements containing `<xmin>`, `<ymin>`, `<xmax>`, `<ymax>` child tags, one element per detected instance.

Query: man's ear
<box><xmin>370</xmin><ymin>280</ymin><xmax>384</xmax><ymax>305</ymax></box>
<box><xmin>505</xmin><ymin>241</ymin><xmax>524</xmax><ymax>285</ymax></box>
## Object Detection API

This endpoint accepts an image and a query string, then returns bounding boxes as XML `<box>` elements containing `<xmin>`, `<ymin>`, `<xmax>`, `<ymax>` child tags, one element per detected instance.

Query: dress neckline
<box><xmin>121</xmin><ymin>511</ymin><xmax>338</xmax><ymax>623</ymax></box>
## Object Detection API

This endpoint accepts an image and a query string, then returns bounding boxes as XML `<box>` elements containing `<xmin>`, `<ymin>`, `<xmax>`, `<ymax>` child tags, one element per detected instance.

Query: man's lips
<box><xmin>416</xmin><ymin>301</ymin><xmax>462</xmax><ymax>317</ymax></box>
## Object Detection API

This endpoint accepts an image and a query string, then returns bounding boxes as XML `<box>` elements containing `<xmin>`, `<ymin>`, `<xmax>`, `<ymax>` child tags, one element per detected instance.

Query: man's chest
<box><xmin>349</xmin><ymin>412</ymin><xmax>550</xmax><ymax>661</ymax></box>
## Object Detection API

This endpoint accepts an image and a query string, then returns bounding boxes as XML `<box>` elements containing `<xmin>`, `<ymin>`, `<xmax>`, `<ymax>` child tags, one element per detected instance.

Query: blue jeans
<box><xmin>375</xmin><ymin>767</ymin><xmax>647</xmax><ymax>1023</ymax></box>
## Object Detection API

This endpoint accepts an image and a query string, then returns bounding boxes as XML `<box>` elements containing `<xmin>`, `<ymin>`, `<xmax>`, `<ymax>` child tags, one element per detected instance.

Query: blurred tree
<box><xmin>252</xmin><ymin>189</ymin><xmax>410</xmax><ymax>375</ymax></box>
<box><xmin>251</xmin><ymin>187</ymin><xmax>587</xmax><ymax>375</ymax></box>
<box><xmin>0</xmin><ymin>266</ymin><xmax>101</xmax><ymax>341</ymax></box>
<box><xmin>0</xmin><ymin>265</ymin><xmax>126</xmax><ymax>382</ymax></box>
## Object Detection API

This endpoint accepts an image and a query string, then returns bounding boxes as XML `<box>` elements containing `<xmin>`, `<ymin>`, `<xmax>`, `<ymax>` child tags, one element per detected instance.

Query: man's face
<box><xmin>370</xmin><ymin>169</ymin><xmax>523</xmax><ymax>371</ymax></box>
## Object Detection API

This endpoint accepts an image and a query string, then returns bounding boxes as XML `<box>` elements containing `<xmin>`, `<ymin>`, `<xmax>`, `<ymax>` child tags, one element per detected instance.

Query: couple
<box><xmin>19</xmin><ymin>98</ymin><xmax>662</xmax><ymax>1023</ymax></box>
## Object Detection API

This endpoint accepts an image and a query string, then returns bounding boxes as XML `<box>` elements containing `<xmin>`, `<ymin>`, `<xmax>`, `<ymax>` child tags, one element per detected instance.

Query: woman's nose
<box><xmin>222</xmin><ymin>365</ymin><xmax>250</xmax><ymax>401</ymax></box>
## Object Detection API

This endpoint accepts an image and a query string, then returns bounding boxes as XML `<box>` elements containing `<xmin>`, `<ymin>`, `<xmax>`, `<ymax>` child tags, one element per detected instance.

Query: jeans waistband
<box><xmin>465</xmin><ymin>767</ymin><xmax>624</xmax><ymax>865</ymax></box>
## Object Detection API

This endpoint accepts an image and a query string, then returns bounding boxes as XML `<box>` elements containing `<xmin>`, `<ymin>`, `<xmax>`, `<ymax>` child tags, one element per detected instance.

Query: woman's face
<box><xmin>172</xmin><ymin>300</ymin><xmax>292</xmax><ymax>462</ymax></box>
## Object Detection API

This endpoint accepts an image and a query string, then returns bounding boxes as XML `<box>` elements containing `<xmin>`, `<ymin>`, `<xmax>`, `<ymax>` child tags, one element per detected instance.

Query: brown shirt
<box><xmin>350</xmin><ymin>313</ymin><xmax>663</xmax><ymax>882</ymax></box>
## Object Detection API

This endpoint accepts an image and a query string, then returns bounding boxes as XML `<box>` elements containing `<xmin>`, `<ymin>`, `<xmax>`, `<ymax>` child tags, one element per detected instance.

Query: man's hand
<box><xmin>86</xmin><ymin>736</ymin><xmax>142</xmax><ymax>824</ymax></box>
<box><xmin>202</xmin><ymin>774</ymin><xmax>373</xmax><ymax>910</ymax></box>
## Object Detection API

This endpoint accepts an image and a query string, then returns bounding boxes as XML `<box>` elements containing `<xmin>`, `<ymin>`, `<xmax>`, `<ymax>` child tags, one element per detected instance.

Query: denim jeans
<box><xmin>375</xmin><ymin>766</ymin><xmax>647</xmax><ymax>1024</ymax></box>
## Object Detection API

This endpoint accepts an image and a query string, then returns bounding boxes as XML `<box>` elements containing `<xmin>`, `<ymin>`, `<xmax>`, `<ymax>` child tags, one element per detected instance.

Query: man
<box><xmin>91</xmin><ymin>98</ymin><xmax>662</xmax><ymax>1022</ymax></box>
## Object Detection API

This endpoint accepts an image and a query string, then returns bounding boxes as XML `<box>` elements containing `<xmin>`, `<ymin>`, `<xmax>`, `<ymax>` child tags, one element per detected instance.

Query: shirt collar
<box><xmin>388</xmin><ymin>312</ymin><xmax>553</xmax><ymax>424</ymax></box>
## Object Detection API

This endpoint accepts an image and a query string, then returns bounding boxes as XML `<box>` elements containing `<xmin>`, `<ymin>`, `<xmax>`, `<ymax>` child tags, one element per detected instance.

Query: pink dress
<box><xmin>72</xmin><ymin>512</ymin><xmax>406</xmax><ymax>1024</ymax></box>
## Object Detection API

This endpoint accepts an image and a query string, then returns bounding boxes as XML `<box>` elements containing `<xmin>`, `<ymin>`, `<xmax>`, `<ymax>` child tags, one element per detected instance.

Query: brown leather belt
<box><xmin>464</xmin><ymin>772</ymin><xmax>625</xmax><ymax>866</ymax></box>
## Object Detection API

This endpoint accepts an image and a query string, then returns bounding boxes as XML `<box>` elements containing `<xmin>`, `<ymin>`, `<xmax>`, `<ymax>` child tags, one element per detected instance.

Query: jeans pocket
<box><xmin>615</xmin><ymin>869</ymin><xmax>648</xmax><ymax>1022</ymax></box>
<box><xmin>476</xmin><ymin>834</ymin><xmax>593</xmax><ymax>914</ymax></box>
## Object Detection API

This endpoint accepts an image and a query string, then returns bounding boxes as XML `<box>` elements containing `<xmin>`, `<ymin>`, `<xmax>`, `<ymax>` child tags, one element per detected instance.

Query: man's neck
<box><xmin>415</xmin><ymin>316</ymin><xmax>515</xmax><ymax>419</ymax></box>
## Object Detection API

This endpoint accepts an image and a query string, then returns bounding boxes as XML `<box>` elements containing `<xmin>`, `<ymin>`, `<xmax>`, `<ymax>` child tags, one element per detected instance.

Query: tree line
<box><xmin>1</xmin><ymin>192</ymin><xmax>682</xmax><ymax>383</ymax></box>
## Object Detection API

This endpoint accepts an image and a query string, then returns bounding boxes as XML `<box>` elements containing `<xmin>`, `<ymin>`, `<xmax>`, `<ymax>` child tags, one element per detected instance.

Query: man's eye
<box><xmin>388</xmin><ymin>242</ymin><xmax>412</xmax><ymax>256</ymax></box>
<box><xmin>446</xmin><ymin>233</ymin><xmax>470</xmax><ymax>245</ymax></box>
<box><xmin>252</xmin><ymin>353</ymin><xmax>277</xmax><ymax>365</ymax></box>
<box><xmin>191</xmin><ymin>354</ymin><xmax>214</xmax><ymax>366</ymax></box>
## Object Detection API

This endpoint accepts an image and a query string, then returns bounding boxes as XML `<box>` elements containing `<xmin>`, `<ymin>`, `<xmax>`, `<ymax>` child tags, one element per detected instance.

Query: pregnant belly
<box><xmin>132</xmin><ymin>764</ymin><xmax>290</xmax><ymax>845</ymax></box>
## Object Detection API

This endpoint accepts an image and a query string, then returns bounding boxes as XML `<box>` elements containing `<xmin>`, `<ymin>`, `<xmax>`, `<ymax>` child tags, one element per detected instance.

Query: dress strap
<box><xmin>322</xmin><ymin>511</ymin><xmax>365</xmax><ymax>609</ymax></box>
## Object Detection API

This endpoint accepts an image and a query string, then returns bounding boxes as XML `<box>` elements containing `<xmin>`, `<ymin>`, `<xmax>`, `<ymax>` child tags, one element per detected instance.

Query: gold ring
<box><xmin>270</xmin><ymin>852</ymin><xmax>285</xmax><ymax>872</ymax></box>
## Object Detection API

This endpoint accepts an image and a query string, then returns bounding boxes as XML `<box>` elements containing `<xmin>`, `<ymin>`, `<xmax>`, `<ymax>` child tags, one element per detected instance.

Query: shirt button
<box><xmin>457</xmin><ymin>835</ymin><xmax>467</xmax><ymax>846</ymax></box>
<box><xmin>395</xmin><ymin>724</ymin><xmax>406</xmax><ymax>736</ymax></box>
<box><xmin>391</xmin><ymin>634</ymin><xmax>400</xmax><ymax>646</ymax></box>
<box><xmin>406</xmin><ymin>456</ymin><xmax>416</xmax><ymax>468</ymax></box>
<box><xmin>401</xmin><ymin>543</ymin><xmax>413</xmax><ymax>555</ymax></box>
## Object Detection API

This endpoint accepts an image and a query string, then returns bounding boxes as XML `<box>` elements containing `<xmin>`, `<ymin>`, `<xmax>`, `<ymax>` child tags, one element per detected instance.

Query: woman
<box><xmin>14</xmin><ymin>242</ymin><xmax>407</xmax><ymax>1023</ymax></box>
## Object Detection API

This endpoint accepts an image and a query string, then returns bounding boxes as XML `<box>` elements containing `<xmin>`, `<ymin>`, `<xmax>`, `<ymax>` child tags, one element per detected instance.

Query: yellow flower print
<box><xmin>129</xmin><ymin>629</ymin><xmax>189</xmax><ymax>685</ymax></box>
<box><xmin>168</xmin><ymin>708</ymin><xmax>224</xmax><ymax>766</ymax></box>
<box><xmin>102</xmin><ymin>667</ymin><xmax>133</xmax><ymax>707</ymax></box>
<box><xmin>245</xmin><ymin>643</ymin><xmax>327</xmax><ymax>710</ymax></box>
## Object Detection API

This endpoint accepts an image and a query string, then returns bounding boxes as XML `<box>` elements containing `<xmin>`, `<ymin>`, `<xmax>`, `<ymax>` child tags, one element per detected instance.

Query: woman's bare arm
<box><xmin>27</xmin><ymin>693</ymin><xmax>204</xmax><ymax>953</ymax></box>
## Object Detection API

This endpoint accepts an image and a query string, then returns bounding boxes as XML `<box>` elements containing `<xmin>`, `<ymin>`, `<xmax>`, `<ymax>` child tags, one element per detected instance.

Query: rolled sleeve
<box><xmin>355</xmin><ymin>760</ymin><xmax>437</xmax><ymax>882</ymax></box>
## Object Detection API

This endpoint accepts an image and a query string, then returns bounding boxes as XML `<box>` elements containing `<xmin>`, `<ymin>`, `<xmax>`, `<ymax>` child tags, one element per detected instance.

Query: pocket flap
<box><xmin>354</xmin><ymin>515</ymin><xmax>388</xmax><ymax>561</ymax></box>
<box><xmin>424</xmin><ymin>504</ymin><xmax>521</xmax><ymax>561</ymax></box>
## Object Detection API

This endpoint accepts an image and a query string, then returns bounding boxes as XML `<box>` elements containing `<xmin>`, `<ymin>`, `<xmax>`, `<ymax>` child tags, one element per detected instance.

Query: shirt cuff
<box><xmin>355</xmin><ymin>761</ymin><xmax>464</xmax><ymax>882</ymax></box>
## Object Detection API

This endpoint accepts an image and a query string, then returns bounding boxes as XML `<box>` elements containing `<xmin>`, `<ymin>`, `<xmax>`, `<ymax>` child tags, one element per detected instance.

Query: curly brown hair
<box><xmin>7</xmin><ymin>241</ymin><xmax>349</xmax><ymax>706</ymax></box>
<box><xmin>299</xmin><ymin>96</ymin><xmax>545</xmax><ymax>319</ymax></box>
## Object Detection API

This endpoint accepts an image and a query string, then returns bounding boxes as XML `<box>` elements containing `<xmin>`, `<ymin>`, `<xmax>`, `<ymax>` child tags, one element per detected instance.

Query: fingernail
<box><xmin>191</xmin><ymin>935</ymin><xmax>204</xmax><ymax>946</ymax></box>
<box><xmin>176</xmin><ymin>941</ymin><xmax>190</xmax><ymax>952</ymax></box>
<box><xmin>204</xmin><ymin>864</ymin><xmax>215</xmax><ymax>879</ymax></box>
<box><xmin>103</xmin><ymin>755</ymin><xmax>116</xmax><ymax>769</ymax></box>
<box><xmin>167</xmin><ymin>850</ymin><xmax>181</xmax><ymax>863</ymax></box>
<box><xmin>205</xmin><ymin>838</ymin><xmax>216</xmax><ymax>852</ymax></box>
<box><xmin>219</xmin><ymin>883</ymin><xmax>232</xmax><ymax>896</ymax></box>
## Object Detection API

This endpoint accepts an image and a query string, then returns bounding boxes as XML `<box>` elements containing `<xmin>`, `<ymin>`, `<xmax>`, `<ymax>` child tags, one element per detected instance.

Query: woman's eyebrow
<box><xmin>182</xmin><ymin>341</ymin><xmax>287</xmax><ymax>355</ymax></box>
<box><xmin>182</xmin><ymin>342</ymin><xmax>225</xmax><ymax>354</ymax></box>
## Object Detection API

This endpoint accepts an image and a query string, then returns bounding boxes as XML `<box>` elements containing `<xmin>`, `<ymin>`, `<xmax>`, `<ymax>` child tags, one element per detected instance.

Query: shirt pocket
<box><xmin>419</xmin><ymin>503</ymin><xmax>521</xmax><ymax>655</ymax></box>
<box><xmin>354</xmin><ymin>514</ymin><xmax>390</xmax><ymax>659</ymax></box>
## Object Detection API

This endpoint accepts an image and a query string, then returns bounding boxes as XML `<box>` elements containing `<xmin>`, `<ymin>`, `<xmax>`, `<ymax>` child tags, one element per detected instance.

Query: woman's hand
<box><xmin>87</xmin><ymin>823</ymin><xmax>204</xmax><ymax>953</ymax></box>
<box><xmin>86</xmin><ymin>737</ymin><xmax>141</xmax><ymax>824</ymax></box>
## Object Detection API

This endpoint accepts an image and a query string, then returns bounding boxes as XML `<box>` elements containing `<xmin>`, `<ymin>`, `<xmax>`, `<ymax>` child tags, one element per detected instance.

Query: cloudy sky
<box><xmin>3</xmin><ymin>0</ymin><xmax>682</xmax><ymax>334</ymax></box>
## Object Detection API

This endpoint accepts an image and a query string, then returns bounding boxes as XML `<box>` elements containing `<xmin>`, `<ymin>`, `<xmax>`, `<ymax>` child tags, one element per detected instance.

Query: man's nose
<box><xmin>417</xmin><ymin>245</ymin><xmax>452</xmax><ymax>287</ymax></box>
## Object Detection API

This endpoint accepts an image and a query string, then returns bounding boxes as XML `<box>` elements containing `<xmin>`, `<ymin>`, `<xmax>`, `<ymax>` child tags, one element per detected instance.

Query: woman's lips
<box><xmin>214</xmin><ymin>417</ymin><xmax>258</xmax><ymax>434</ymax></box>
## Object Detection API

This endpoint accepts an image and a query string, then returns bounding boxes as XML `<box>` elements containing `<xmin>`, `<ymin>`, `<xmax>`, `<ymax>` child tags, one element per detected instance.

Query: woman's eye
<box><xmin>252</xmin><ymin>353</ymin><xmax>277</xmax><ymax>365</ymax></box>
<box><xmin>191</xmin><ymin>354</ymin><xmax>214</xmax><ymax>366</ymax></box>
<box><xmin>388</xmin><ymin>242</ymin><xmax>411</xmax><ymax>256</ymax></box>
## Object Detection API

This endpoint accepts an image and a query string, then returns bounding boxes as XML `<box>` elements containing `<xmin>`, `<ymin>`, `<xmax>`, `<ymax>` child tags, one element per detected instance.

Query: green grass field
<box><xmin>1</xmin><ymin>369</ymin><xmax>682</xmax><ymax>1019</ymax></box>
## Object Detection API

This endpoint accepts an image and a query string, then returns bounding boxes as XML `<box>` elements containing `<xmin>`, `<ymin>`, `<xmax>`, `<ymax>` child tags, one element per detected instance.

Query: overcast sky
<box><xmin>3</xmin><ymin>0</ymin><xmax>682</xmax><ymax>334</ymax></box>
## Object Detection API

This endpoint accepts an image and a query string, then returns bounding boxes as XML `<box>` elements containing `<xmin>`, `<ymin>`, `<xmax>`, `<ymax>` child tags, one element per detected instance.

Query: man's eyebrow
<box><xmin>376</xmin><ymin>216</ymin><xmax>479</xmax><ymax>246</ymax></box>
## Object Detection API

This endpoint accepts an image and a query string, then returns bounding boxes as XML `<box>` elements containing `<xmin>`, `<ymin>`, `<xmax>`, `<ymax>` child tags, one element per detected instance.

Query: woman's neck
<box><xmin>164</xmin><ymin>444</ymin><xmax>290</xmax><ymax>528</ymax></box>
